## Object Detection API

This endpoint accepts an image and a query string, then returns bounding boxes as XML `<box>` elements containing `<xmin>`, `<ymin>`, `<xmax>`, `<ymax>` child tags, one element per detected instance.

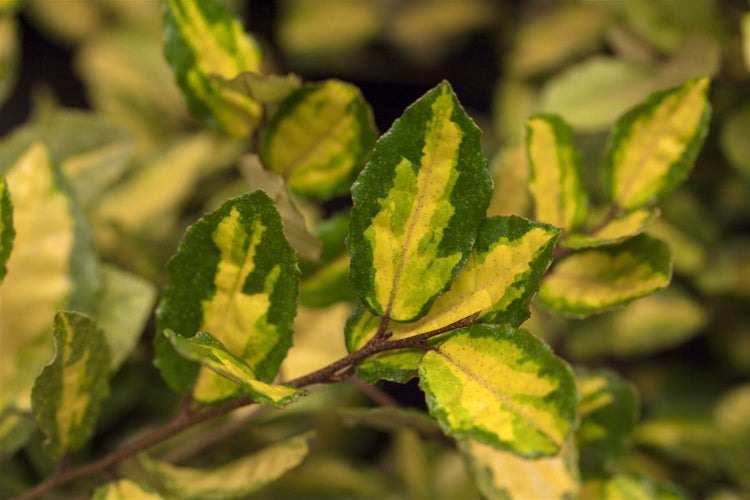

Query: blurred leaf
<box><xmin>487</xmin><ymin>143</ymin><xmax>530</xmax><ymax>217</ymax></box>
<box><xmin>564</xmin><ymin>208</ymin><xmax>659</xmax><ymax>250</ymax></box>
<box><xmin>526</xmin><ymin>114</ymin><xmax>587</xmax><ymax>230</ymax></box>
<box><xmin>509</xmin><ymin>3</ymin><xmax>608</xmax><ymax>77</ymax></box>
<box><xmin>713</xmin><ymin>384</ymin><xmax>750</xmax><ymax>491</ymax></box>
<box><xmin>598</xmin><ymin>474</ymin><xmax>686</xmax><ymax>499</ymax></box>
<box><xmin>93</xmin><ymin>479</ymin><xmax>164</xmax><ymax>500</ymax></box>
<box><xmin>155</xmin><ymin>192</ymin><xmax>299</xmax><ymax>402</ymax></box>
<box><xmin>419</xmin><ymin>325</ymin><xmax>577</xmax><ymax>458</ymax></box>
<box><xmin>163</xmin><ymin>330</ymin><xmax>300</xmax><ymax>408</ymax></box>
<box><xmin>220</xmin><ymin>71</ymin><xmax>302</xmax><ymax>107</ymax></box>
<box><xmin>163</xmin><ymin>0</ymin><xmax>263</xmax><ymax>136</ymax></box>
<box><xmin>31</xmin><ymin>312</ymin><xmax>111</xmax><ymax>458</ymax></box>
<box><xmin>349</xmin><ymin>81</ymin><xmax>492</xmax><ymax>322</ymax></box>
<box><xmin>0</xmin><ymin>176</ymin><xmax>12</xmax><ymax>281</ymax></box>
<box><xmin>743</xmin><ymin>12</ymin><xmax>750</xmax><ymax>72</ymax></box>
<box><xmin>339</xmin><ymin>406</ymin><xmax>440</xmax><ymax>436</ymax></box>
<box><xmin>696</xmin><ymin>240</ymin><xmax>750</xmax><ymax>299</ymax></box>
<box><xmin>459</xmin><ymin>438</ymin><xmax>579</xmax><ymax>499</ymax></box>
<box><xmin>646</xmin><ymin>219</ymin><xmax>707</xmax><ymax>276</ymax></box>
<box><xmin>0</xmin><ymin>413</ymin><xmax>36</xmax><ymax>458</ymax></box>
<box><xmin>567</xmin><ymin>288</ymin><xmax>706</xmax><ymax>359</ymax></box>
<box><xmin>604</xmin><ymin>77</ymin><xmax>711</xmax><ymax>211</ymax></box>
<box><xmin>259</xmin><ymin>80</ymin><xmax>377</xmax><ymax>200</ymax></box>
<box><xmin>576</xmin><ymin>368</ymin><xmax>638</xmax><ymax>474</ymax></box>
<box><xmin>720</xmin><ymin>103</ymin><xmax>750</xmax><ymax>179</ymax></box>
<box><xmin>141</xmin><ymin>431</ymin><xmax>314</xmax><ymax>499</ymax></box>
<box><xmin>0</xmin><ymin>14</ymin><xmax>18</xmax><ymax>106</ymax></box>
<box><xmin>539</xmin><ymin>234</ymin><xmax>672</xmax><ymax>318</ymax></box>
<box><xmin>492</xmin><ymin>80</ymin><xmax>537</xmax><ymax>143</ymax></box>
<box><xmin>25</xmin><ymin>0</ymin><xmax>106</xmax><ymax>42</ymax></box>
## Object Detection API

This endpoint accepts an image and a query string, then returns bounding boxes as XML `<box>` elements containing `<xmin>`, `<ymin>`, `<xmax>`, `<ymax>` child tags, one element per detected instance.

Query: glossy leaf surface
<box><xmin>349</xmin><ymin>81</ymin><xmax>492</xmax><ymax>322</ymax></box>
<box><xmin>156</xmin><ymin>191</ymin><xmax>298</xmax><ymax>403</ymax></box>
<box><xmin>259</xmin><ymin>80</ymin><xmax>377</xmax><ymax>199</ymax></box>
<box><xmin>539</xmin><ymin>234</ymin><xmax>672</xmax><ymax>317</ymax></box>
<box><xmin>419</xmin><ymin>325</ymin><xmax>577</xmax><ymax>458</ymax></box>
<box><xmin>31</xmin><ymin>312</ymin><xmax>111</xmax><ymax>458</ymax></box>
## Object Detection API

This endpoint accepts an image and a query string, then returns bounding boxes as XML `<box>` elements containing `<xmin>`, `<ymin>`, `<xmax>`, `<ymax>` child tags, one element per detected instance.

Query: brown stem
<box><xmin>15</xmin><ymin>312</ymin><xmax>478</xmax><ymax>500</ymax></box>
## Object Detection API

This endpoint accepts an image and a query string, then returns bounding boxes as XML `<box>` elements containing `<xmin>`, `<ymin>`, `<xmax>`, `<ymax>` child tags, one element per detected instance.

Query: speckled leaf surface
<box><xmin>419</xmin><ymin>325</ymin><xmax>577</xmax><ymax>458</ymax></box>
<box><xmin>163</xmin><ymin>0</ymin><xmax>263</xmax><ymax>136</ymax></box>
<box><xmin>164</xmin><ymin>330</ymin><xmax>299</xmax><ymax>407</ymax></box>
<box><xmin>349</xmin><ymin>81</ymin><xmax>492</xmax><ymax>322</ymax></box>
<box><xmin>31</xmin><ymin>312</ymin><xmax>111</xmax><ymax>458</ymax></box>
<box><xmin>604</xmin><ymin>77</ymin><xmax>711</xmax><ymax>211</ymax></box>
<box><xmin>259</xmin><ymin>80</ymin><xmax>377</xmax><ymax>199</ymax></box>
<box><xmin>526</xmin><ymin>114</ymin><xmax>587</xmax><ymax>230</ymax></box>
<box><xmin>539</xmin><ymin>234</ymin><xmax>672</xmax><ymax>317</ymax></box>
<box><xmin>0</xmin><ymin>175</ymin><xmax>12</xmax><ymax>281</ymax></box>
<box><xmin>155</xmin><ymin>191</ymin><xmax>298</xmax><ymax>403</ymax></box>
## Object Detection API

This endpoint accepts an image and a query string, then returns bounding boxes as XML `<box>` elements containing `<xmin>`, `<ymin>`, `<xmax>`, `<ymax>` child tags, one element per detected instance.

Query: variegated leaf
<box><xmin>155</xmin><ymin>191</ymin><xmax>299</xmax><ymax>403</ymax></box>
<box><xmin>459</xmin><ymin>438</ymin><xmax>579</xmax><ymax>499</ymax></box>
<box><xmin>163</xmin><ymin>0</ymin><xmax>263</xmax><ymax>136</ymax></box>
<box><xmin>563</xmin><ymin>208</ymin><xmax>659</xmax><ymax>249</ymax></box>
<box><xmin>141</xmin><ymin>432</ymin><xmax>314</xmax><ymax>499</ymax></box>
<box><xmin>539</xmin><ymin>234</ymin><xmax>672</xmax><ymax>317</ymax></box>
<box><xmin>598</xmin><ymin>474</ymin><xmax>686</xmax><ymax>500</ymax></box>
<box><xmin>349</xmin><ymin>81</ymin><xmax>492</xmax><ymax>322</ymax></box>
<box><xmin>604</xmin><ymin>77</ymin><xmax>711</xmax><ymax>211</ymax></box>
<box><xmin>259</xmin><ymin>80</ymin><xmax>377</xmax><ymax>199</ymax></box>
<box><xmin>526</xmin><ymin>114</ymin><xmax>587</xmax><ymax>230</ymax></box>
<box><xmin>164</xmin><ymin>330</ymin><xmax>299</xmax><ymax>408</ymax></box>
<box><xmin>93</xmin><ymin>479</ymin><xmax>164</xmax><ymax>500</ymax></box>
<box><xmin>31</xmin><ymin>312</ymin><xmax>111</xmax><ymax>458</ymax></box>
<box><xmin>0</xmin><ymin>175</ymin><xmax>12</xmax><ymax>281</ymax></box>
<box><xmin>419</xmin><ymin>325</ymin><xmax>577</xmax><ymax>458</ymax></box>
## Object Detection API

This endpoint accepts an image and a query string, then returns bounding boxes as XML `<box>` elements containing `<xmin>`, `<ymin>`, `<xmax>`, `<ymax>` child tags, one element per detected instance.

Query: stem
<box><xmin>15</xmin><ymin>312</ymin><xmax>478</xmax><ymax>500</ymax></box>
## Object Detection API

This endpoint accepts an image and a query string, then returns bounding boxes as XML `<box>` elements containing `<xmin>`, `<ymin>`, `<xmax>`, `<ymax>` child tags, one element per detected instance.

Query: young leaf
<box><xmin>349</xmin><ymin>81</ymin><xmax>493</xmax><ymax>322</ymax></box>
<box><xmin>576</xmin><ymin>368</ymin><xmax>639</xmax><ymax>474</ymax></box>
<box><xmin>155</xmin><ymin>191</ymin><xmax>299</xmax><ymax>403</ymax></box>
<box><xmin>598</xmin><ymin>474</ymin><xmax>686</xmax><ymax>500</ymax></box>
<box><xmin>31</xmin><ymin>312</ymin><xmax>111</xmax><ymax>459</ymax></box>
<box><xmin>163</xmin><ymin>0</ymin><xmax>263</xmax><ymax>136</ymax></box>
<box><xmin>93</xmin><ymin>479</ymin><xmax>164</xmax><ymax>500</ymax></box>
<box><xmin>419</xmin><ymin>325</ymin><xmax>578</xmax><ymax>458</ymax></box>
<box><xmin>164</xmin><ymin>330</ymin><xmax>300</xmax><ymax>408</ymax></box>
<box><xmin>526</xmin><ymin>114</ymin><xmax>587</xmax><ymax>230</ymax></box>
<box><xmin>259</xmin><ymin>80</ymin><xmax>377</xmax><ymax>199</ymax></box>
<box><xmin>604</xmin><ymin>77</ymin><xmax>711</xmax><ymax>211</ymax></box>
<box><xmin>459</xmin><ymin>438</ymin><xmax>580</xmax><ymax>499</ymax></box>
<box><xmin>140</xmin><ymin>431</ymin><xmax>314</xmax><ymax>499</ymax></box>
<box><xmin>563</xmin><ymin>208</ymin><xmax>659</xmax><ymax>249</ymax></box>
<box><xmin>539</xmin><ymin>234</ymin><xmax>672</xmax><ymax>317</ymax></box>
<box><xmin>0</xmin><ymin>175</ymin><xmax>13</xmax><ymax>281</ymax></box>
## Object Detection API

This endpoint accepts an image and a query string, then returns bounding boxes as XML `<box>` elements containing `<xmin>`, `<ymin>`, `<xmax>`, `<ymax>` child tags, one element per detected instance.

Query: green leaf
<box><xmin>526</xmin><ymin>114</ymin><xmax>587</xmax><ymax>230</ymax></box>
<box><xmin>0</xmin><ymin>175</ymin><xmax>13</xmax><ymax>281</ymax></box>
<box><xmin>155</xmin><ymin>191</ymin><xmax>299</xmax><ymax>403</ymax></box>
<box><xmin>419</xmin><ymin>325</ymin><xmax>577</xmax><ymax>458</ymax></box>
<box><xmin>0</xmin><ymin>413</ymin><xmax>37</xmax><ymax>458</ymax></box>
<box><xmin>349</xmin><ymin>81</ymin><xmax>493</xmax><ymax>322</ymax></box>
<box><xmin>720</xmin><ymin>102</ymin><xmax>750</xmax><ymax>180</ymax></box>
<box><xmin>339</xmin><ymin>407</ymin><xmax>441</xmax><ymax>436</ymax></box>
<box><xmin>599</xmin><ymin>474</ymin><xmax>686</xmax><ymax>500</ymax></box>
<box><xmin>1</xmin><ymin>143</ymin><xmax>100</xmax><ymax>418</ymax></box>
<box><xmin>31</xmin><ymin>312</ymin><xmax>111</xmax><ymax>458</ymax></box>
<box><xmin>0</xmin><ymin>14</ymin><xmax>19</xmax><ymax>107</ymax></box>
<box><xmin>141</xmin><ymin>431</ymin><xmax>314</xmax><ymax>499</ymax></box>
<box><xmin>459</xmin><ymin>438</ymin><xmax>579</xmax><ymax>499</ymax></box>
<box><xmin>539</xmin><ymin>234</ymin><xmax>672</xmax><ymax>317</ymax></box>
<box><xmin>93</xmin><ymin>479</ymin><xmax>164</xmax><ymax>500</ymax></box>
<box><xmin>487</xmin><ymin>143</ymin><xmax>531</xmax><ymax>217</ymax></box>
<box><xmin>604</xmin><ymin>77</ymin><xmax>711</xmax><ymax>211</ymax></box>
<box><xmin>743</xmin><ymin>12</ymin><xmax>750</xmax><ymax>72</ymax></box>
<box><xmin>163</xmin><ymin>0</ymin><xmax>263</xmax><ymax>136</ymax></box>
<box><xmin>259</xmin><ymin>80</ymin><xmax>377</xmax><ymax>199</ymax></box>
<box><xmin>576</xmin><ymin>368</ymin><xmax>639</xmax><ymax>474</ymax></box>
<box><xmin>563</xmin><ymin>208</ymin><xmax>659</xmax><ymax>249</ymax></box>
<box><xmin>164</xmin><ymin>330</ymin><xmax>299</xmax><ymax>408</ymax></box>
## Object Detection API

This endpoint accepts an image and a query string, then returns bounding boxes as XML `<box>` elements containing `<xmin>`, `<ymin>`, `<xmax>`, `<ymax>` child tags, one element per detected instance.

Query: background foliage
<box><xmin>1</xmin><ymin>0</ymin><xmax>750</xmax><ymax>498</ymax></box>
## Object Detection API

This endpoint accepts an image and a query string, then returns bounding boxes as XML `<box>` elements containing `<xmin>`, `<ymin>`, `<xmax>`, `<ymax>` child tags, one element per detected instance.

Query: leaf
<box><xmin>576</xmin><ymin>368</ymin><xmax>639</xmax><ymax>474</ymax></box>
<box><xmin>0</xmin><ymin>413</ymin><xmax>37</xmax><ymax>458</ymax></box>
<box><xmin>164</xmin><ymin>330</ymin><xmax>299</xmax><ymax>407</ymax></box>
<box><xmin>0</xmin><ymin>175</ymin><xmax>13</xmax><ymax>281</ymax></box>
<box><xmin>526</xmin><ymin>114</ymin><xmax>587</xmax><ymax>230</ymax></box>
<box><xmin>163</xmin><ymin>0</ymin><xmax>263</xmax><ymax>136</ymax></box>
<box><xmin>487</xmin><ymin>143</ymin><xmax>530</xmax><ymax>217</ymax></box>
<box><xmin>419</xmin><ymin>325</ymin><xmax>578</xmax><ymax>458</ymax></box>
<box><xmin>719</xmin><ymin>102</ymin><xmax>750</xmax><ymax>180</ymax></box>
<box><xmin>259</xmin><ymin>80</ymin><xmax>377</xmax><ymax>200</ymax></box>
<box><xmin>155</xmin><ymin>191</ymin><xmax>299</xmax><ymax>403</ymax></box>
<box><xmin>459</xmin><ymin>438</ymin><xmax>579</xmax><ymax>500</ymax></box>
<box><xmin>604</xmin><ymin>77</ymin><xmax>711</xmax><ymax>211</ymax></box>
<box><xmin>539</xmin><ymin>234</ymin><xmax>672</xmax><ymax>317</ymax></box>
<box><xmin>0</xmin><ymin>14</ymin><xmax>19</xmax><ymax>107</ymax></box>
<box><xmin>219</xmin><ymin>71</ymin><xmax>302</xmax><ymax>106</ymax></box>
<box><xmin>141</xmin><ymin>431</ymin><xmax>314</xmax><ymax>499</ymax></box>
<box><xmin>96</xmin><ymin>265</ymin><xmax>157</xmax><ymax>371</ymax></box>
<box><xmin>349</xmin><ymin>81</ymin><xmax>493</xmax><ymax>322</ymax></box>
<box><xmin>599</xmin><ymin>474</ymin><xmax>687</xmax><ymax>500</ymax></box>
<box><xmin>339</xmin><ymin>407</ymin><xmax>441</xmax><ymax>436</ymax></box>
<box><xmin>744</xmin><ymin>12</ymin><xmax>750</xmax><ymax>72</ymax></box>
<box><xmin>563</xmin><ymin>208</ymin><xmax>659</xmax><ymax>249</ymax></box>
<box><xmin>93</xmin><ymin>479</ymin><xmax>164</xmax><ymax>500</ymax></box>
<box><xmin>31</xmin><ymin>312</ymin><xmax>111</xmax><ymax>458</ymax></box>
<box><xmin>1</xmin><ymin>143</ymin><xmax>100</xmax><ymax>417</ymax></box>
